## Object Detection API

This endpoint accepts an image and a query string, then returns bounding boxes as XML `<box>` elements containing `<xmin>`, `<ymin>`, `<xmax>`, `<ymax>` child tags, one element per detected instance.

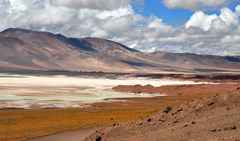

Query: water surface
<box><xmin>0</xmin><ymin>74</ymin><xmax>205</xmax><ymax>109</ymax></box>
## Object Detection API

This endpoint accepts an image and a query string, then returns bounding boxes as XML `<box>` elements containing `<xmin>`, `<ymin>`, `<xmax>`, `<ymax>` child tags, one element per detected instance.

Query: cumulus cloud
<box><xmin>162</xmin><ymin>0</ymin><xmax>229</xmax><ymax>11</ymax></box>
<box><xmin>220</xmin><ymin>8</ymin><xmax>239</xmax><ymax>27</ymax></box>
<box><xmin>185</xmin><ymin>11</ymin><xmax>218</xmax><ymax>31</ymax></box>
<box><xmin>181</xmin><ymin>6</ymin><xmax>240</xmax><ymax>55</ymax></box>
<box><xmin>0</xmin><ymin>0</ymin><xmax>239</xmax><ymax>56</ymax></box>
<box><xmin>50</xmin><ymin>0</ymin><xmax>130</xmax><ymax>10</ymax></box>
<box><xmin>185</xmin><ymin>7</ymin><xmax>239</xmax><ymax>31</ymax></box>
<box><xmin>133</xmin><ymin>5</ymin><xmax>240</xmax><ymax>55</ymax></box>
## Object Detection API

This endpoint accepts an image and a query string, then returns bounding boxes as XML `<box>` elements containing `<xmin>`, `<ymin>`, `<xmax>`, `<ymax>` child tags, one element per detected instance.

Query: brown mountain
<box><xmin>0</xmin><ymin>28</ymin><xmax>240</xmax><ymax>73</ymax></box>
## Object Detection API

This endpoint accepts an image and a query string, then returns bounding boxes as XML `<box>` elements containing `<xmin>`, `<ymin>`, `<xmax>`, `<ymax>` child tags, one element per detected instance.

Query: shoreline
<box><xmin>0</xmin><ymin>75</ymin><xmax>204</xmax><ymax>109</ymax></box>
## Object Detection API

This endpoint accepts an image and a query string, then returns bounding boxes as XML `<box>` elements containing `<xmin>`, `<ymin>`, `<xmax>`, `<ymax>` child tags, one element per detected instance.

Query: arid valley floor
<box><xmin>0</xmin><ymin>72</ymin><xmax>239</xmax><ymax>141</ymax></box>
<box><xmin>1</xmin><ymin>1</ymin><xmax>240</xmax><ymax>139</ymax></box>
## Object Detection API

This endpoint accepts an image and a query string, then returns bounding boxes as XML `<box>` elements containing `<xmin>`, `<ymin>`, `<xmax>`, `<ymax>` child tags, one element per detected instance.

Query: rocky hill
<box><xmin>0</xmin><ymin>28</ymin><xmax>240</xmax><ymax>73</ymax></box>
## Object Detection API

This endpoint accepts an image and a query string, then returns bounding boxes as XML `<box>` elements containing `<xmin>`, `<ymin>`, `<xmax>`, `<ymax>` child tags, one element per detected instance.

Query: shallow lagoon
<box><xmin>0</xmin><ymin>74</ymin><xmax>206</xmax><ymax>109</ymax></box>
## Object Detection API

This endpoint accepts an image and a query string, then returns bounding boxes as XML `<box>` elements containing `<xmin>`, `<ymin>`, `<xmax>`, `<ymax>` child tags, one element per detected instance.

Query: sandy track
<box><xmin>30</xmin><ymin>127</ymin><xmax>101</xmax><ymax>141</ymax></box>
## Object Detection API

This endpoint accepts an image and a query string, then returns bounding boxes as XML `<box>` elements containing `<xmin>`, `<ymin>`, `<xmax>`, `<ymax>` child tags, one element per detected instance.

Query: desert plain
<box><xmin>0</xmin><ymin>72</ymin><xmax>239</xmax><ymax>141</ymax></box>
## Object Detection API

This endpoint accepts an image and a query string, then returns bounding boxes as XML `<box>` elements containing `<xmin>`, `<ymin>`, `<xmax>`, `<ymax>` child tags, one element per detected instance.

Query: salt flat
<box><xmin>0</xmin><ymin>74</ymin><xmax>204</xmax><ymax>109</ymax></box>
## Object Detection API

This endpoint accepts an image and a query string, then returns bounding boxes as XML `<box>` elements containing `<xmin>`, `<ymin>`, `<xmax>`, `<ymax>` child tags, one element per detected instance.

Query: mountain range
<box><xmin>0</xmin><ymin>28</ymin><xmax>240</xmax><ymax>73</ymax></box>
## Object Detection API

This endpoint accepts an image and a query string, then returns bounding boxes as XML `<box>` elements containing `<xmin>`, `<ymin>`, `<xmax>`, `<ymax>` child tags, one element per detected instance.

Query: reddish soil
<box><xmin>86</xmin><ymin>84</ymin><xmax>240</xmax><ymax>141</ymax></box>
<box><xmin>113</xmin><ymin>83</ymin><xmax>240</xmax><ymax>95</ymax></box>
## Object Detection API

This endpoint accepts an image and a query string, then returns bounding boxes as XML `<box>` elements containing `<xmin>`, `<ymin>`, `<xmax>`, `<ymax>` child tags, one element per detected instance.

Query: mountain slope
<box><xmin>0</xmin><ymin>28</ymin><xmax>240</xmax><ymax>73</ymax></box>
<box><xmin>150</xmin><ymin>52</ymin><xmax>240</xmax><ymax>72</ymax></box>
<box><xmin>0</xmin><ymin>28</ymin><xmax>145</xmax><ymax>72</ymax></box>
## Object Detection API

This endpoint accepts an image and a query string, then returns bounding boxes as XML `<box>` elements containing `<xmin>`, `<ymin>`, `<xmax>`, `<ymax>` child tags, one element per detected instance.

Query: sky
<box><xmin>0</xmin><ymin>0</ymin><xmax>240</xmax><ymax>55</ymax></box>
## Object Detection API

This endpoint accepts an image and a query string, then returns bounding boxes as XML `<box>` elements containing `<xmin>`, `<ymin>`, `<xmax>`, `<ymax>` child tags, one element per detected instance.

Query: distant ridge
<box><xmin>0</xmin><ymin>28</ymin><xmax>240</xmax><ymax>73</ymax></box>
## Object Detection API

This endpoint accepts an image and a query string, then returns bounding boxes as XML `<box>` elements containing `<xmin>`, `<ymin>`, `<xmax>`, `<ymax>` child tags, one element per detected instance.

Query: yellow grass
<box><xmin>0</xmin><ymin>94</ymin><xmax>212</xmax><ymax>141</ymax></box>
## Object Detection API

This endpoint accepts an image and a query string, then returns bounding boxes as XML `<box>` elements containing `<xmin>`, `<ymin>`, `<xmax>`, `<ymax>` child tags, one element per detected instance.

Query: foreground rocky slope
<box><xmin>86</xmin><ymin>84</ymin><xmax>240</xmax><ymax>141</ymax></box>
<box><xmin>1</xmin><ymin>28</ymin><xmax>240</xmax><ymax>72</ymax></box>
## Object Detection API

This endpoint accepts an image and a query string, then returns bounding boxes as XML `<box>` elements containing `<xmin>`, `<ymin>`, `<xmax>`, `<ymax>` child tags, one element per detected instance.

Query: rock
<box><xmin>223</xmin><ymin>126</ymin><xmax>237</xmax><ymax>131</ymax></box>
<box><xmin>177</xmin><ymin>108</ymin><xmax>183</xmax><ymax>112</ymax></box>
<box><xmin>147</xmin><ymin>118</ymin><xmax>152</xmax><ymax>122</ymax></box>
<box><xmin>211</xmin><ymin>129</ymin><xmax>222</xmax><ymax>132</ymax></box>
<box><xmin>164</xmin><ymin>106</ymin><xmax>172</xmax><ymax>113</ymax></box>
<box><xmin>211</xmin><ymin>129</ymin><xmax>217</xmax><ymax>132</ymax></box>
<box><xmin>96</xmin><ymin>135</ymin><xmax>102</xmax><ymax>141</ymax></box>
<box><xmin>145</xmin><ymin>84</ymin><xmax>154</xmax><ymax>88</ymax></box>
<box><xmin>159</xmin><ymin>119</ymin><xmax>165</xmax><ymax>122</ymax></box>
<box><xmin>208</xmin><ymin>102</ymin><xmax>214</xmax><ymax>106</ymax></box>
<box><xmin>173</xmin><ymin>121</ymin><xmax>179</xmax><ymax>123</ymax></box>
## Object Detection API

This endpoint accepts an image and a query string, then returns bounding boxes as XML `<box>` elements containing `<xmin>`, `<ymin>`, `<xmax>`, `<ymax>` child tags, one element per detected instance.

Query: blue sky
<box><xmin>133</xmin><ymin>0</ymin><xmax>192</xmax><ymax>26</ymax></box>
<box><xmin>133</xmin><ymin>0</ymin><xmax>240</xmax><ymax>26</ymax></box>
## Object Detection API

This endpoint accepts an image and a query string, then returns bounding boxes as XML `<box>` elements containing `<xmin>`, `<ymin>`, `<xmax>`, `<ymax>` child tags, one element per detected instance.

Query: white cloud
<box><xmin>50</xmin><ymin>0</ymin><xmax>130</xmax><ymax>10</ymax></box>
<box><xmin>220</xmin><ymin>8</ymin><xmax>239</xmax><ymax>27</ymax></box>
<box><xmin>0</xmin><ymin>0</ymin><xmax>239</xmax><ymax>56</ymax></box>
<box><xmin>210</xmin><ymin>19</ymin><xmax>230</xmax><ymax>33</ymax></box>
<box><xmin>96</xmin><ymin>6</ymin><xmax>134</xmax><ymax>19</ymax></box>
<box><xmin>147</xmin><ymin>16</ymin><xmax>174</xmax><ymax>33</ymax></box>
<box><xmin>185</xmin><ymin>6</ymin><xmax>239</xmax><ymax>32</ymax></box>
<box><xmin>135</xmin><ymin>5</ymin><xmax>240</xmax><ymax>55</ymax></box>
<box><xmin>8</xmin><ymin>0</ymin><xmax>28</xmax><ymax>11</ymax></box>
<box><xmin>181</xmin><ymin>6</ymin><xmax>240</xmax><ymax>55</ymax></box>
<box><xmin>185</xmin><ymin>11</ymin><xmax>218</xmax><ymax>31</ymax></box>
<box><xmin>162</xmin><ymin>0</ymin><xmax>229</xmax><ymax>11</ymax></box>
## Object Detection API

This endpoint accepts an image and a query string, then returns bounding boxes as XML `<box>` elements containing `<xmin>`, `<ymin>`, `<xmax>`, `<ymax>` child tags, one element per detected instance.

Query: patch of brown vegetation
<box><xmin>0</xmin><ymin>93</ymin><xmax>211</xmax><ymax>141</ymax></box>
